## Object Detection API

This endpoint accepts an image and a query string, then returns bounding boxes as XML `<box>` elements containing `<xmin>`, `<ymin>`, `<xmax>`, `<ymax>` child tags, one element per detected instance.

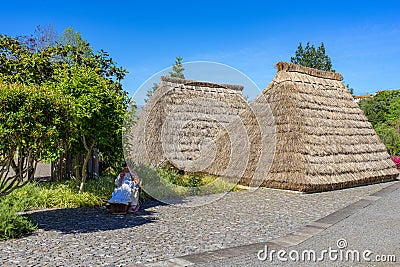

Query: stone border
<box><xmin>143</xmin><ymin>180</ymin><xmax>400</xmax><ymax>266</ymax></box>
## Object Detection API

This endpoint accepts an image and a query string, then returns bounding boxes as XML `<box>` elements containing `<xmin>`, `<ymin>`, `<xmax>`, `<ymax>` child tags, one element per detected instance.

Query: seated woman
<box><xmin>108</xmin><ymin>163</ymin><xmax>141</xmax><ymax>213</ymax></box>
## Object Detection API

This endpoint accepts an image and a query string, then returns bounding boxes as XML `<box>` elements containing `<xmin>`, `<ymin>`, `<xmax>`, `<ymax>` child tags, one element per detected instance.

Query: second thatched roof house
<box><xmin>203</xmin><ymin>62</ymin><xmax>398</xmax><ymax>192</ymax></box>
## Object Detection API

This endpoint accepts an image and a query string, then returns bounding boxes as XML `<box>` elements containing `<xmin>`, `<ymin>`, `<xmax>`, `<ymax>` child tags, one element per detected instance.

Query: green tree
<box><xmin>169</xmin><ymin>56</ymin><xmax>185</xmax><ymax>78</ymax></box>
<box><xmin>51</xmin><ymin>27</ymin><xmax>128</xmax><ymax>170</ymax></box>
<box><xmin>345</xmin><ymin>83</ymin><xmax>355</xmax><ymax>98</ymax></box>
<box><xmin>0</xmin><ymin>82</ymin><xmax>73</xmax><ymax>196</ymax></box>
<box><xmin>51</xmin><ymin>65</ymin><xmax>127</xmax><ymax>193</ymax></box>
<box><xmin>359</xmin><ymin>90</ymin><xmax>400</xmax><ymax>155</ymax></box>
<box><xmin>358</xmin><ymin>90</ymin><xmax>400</xmax><ymax>126</ymax></box>
<box><xmin>145</xmin><ymin>56</ymin><xmax>185</xmax><ymax>102</ymax></box>
<box><xmin>0</xmin><ymin>30</ymin><xmax>129</xmax><ymax>191</ymax></box>
<box><xmin>291</xmin><ymin>42</ymin><xmax>333</xmax><ymax>71</ymax></box>
<box><xmin>0</xmin><ymin>34</ymin><xmax>55</xmax><ymax>85</ymax></box>
<box><xmin>145</xmin><ymin>83</ymin><xmax>159</xmax><ymax>103</ymax></box>
<box><xmin>59</xmin><ymin>27</ymin><xmax>92</xmax><ymax>57</ymax></box>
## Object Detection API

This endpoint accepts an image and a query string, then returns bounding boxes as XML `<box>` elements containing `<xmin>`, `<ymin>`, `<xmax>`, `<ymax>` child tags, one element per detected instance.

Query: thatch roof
<box><xmin>204</xmin><ymin>62</ymin><xmax>398</xmax><ymax>192</ymax></box>
<box><xmin>126</xmin><ymin>76</ymin><xmax>248</xmax><ymax>170</ymax></box>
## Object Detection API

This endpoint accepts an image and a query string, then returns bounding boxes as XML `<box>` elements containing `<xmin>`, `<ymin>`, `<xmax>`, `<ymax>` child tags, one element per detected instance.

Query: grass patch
<box><xmin>135</xmin><ymin>163</ymin><xmax>243</xmax><ymax>201</ymax></box>
<box><xmin>4</xmin><ymin>176</ymin><xmax>116</xmax><ymax>211</ymax></box>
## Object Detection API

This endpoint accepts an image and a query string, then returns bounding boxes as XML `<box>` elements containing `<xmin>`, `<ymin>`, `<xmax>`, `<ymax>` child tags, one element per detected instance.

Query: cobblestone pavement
<box><xmin>188</xmin><ymin>181</ymin><xmax>400</xmax><ymax>267</ymax></box>
<box><xmin>0</xmin><ymin>181</ymin><xmax>396</xmax><ymax>266</ymax></box>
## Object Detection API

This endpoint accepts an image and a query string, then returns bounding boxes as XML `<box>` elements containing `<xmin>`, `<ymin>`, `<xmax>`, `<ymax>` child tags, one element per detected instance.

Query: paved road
<box><xmin>158</xmin><ymin>181</ymin><xmax>400</xmax><ymax>267</ymax></box>
<box><xmin>0</xmin><ymin>181</ymin><xmax>397</xmax><ymax>266</ymax></box>
<box><xmin>5</xmin><ymin>162</ymin><xmax>51</xmax><ymax>180</ymax></box>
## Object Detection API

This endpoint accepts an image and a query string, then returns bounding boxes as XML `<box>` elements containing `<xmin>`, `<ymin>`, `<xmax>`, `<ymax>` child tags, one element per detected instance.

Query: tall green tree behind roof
<box><xmin>145</xmin><ymin>56</ymin><xmax>185</xmax><ymax>103</ymax></box>
<box><xmin>290</xmin><ymin>42</ymin><xmax>333</xmax><ymax>71</ymax></box>
<box><xmin>169</xmin><ymin>56</ymin><xmax>185</xmax><ymax>79</ymax></box>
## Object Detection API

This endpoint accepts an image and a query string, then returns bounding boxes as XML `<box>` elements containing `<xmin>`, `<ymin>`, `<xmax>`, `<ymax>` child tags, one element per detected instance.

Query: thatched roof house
<box><xmin>204</xmin><ymin>62</ymin><xmax>398</xmax><ymax>192</ymax></box>
<box><xmin>127</xmin><ymin>76</ymin><xmax>248</xmax><ymax>170</ymax></box>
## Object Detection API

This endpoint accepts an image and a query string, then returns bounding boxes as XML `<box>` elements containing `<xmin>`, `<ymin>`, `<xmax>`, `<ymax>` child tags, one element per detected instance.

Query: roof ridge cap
<box><xmin>276</xmin><ymin>62</ymin><xmax>343</xmax><ymax>81</ymax></box>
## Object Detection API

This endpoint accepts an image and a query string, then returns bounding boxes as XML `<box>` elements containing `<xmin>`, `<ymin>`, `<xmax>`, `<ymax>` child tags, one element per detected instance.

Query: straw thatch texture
<box><xmin>196</xmin><ymin>90</ymin><xmax>276</xmax><ymax>187</ymax></box>
<box><xmin>201</xmin><ymin>62</ymin><xmax>398</xmax><ymax>192</ymax></box>
<box><xmin>127</xmin><ymin>76</ymin><xmax>248</xmax><ymax>170</ymax></box>
<box><xmin>260</xmin><ymin>62</ymin><xmax>398</xmax><ymax>191</ymax></box>
<box><xmin>127</xmin><ymin>62</ymin><xmax>398</xmax><ymax>193</ymax></box>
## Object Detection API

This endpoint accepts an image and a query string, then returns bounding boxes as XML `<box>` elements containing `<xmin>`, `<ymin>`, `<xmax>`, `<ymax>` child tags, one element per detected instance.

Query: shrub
<box><xmin>0</xmin><ymin>201</ymin><xmax>37</xmax><ymax>241</ymax></box>
<box><xmin>4</xmin><ymin>176</ymin><xmax>116</xmax><ymax>211</ymax></box>
<box><xmin>0</xmin><ymin>82</ymin><xmax>73</xmax><ymax>197</ymax></box>
<box><xmin>134</xmin><ymin>163</ymin><xmax>242</xmax><ymax>201</ymax></box>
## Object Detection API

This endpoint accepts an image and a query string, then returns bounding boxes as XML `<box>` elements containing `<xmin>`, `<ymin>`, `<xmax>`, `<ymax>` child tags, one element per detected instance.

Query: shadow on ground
<box><xmin>26</xmin><ymin>203</ymin><xmax>163</xmax><ymax>234</ymax></box>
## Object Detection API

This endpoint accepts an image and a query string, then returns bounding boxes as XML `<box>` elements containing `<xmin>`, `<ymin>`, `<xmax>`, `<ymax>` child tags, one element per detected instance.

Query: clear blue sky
<box><xmin>3</xmin><ymin>0</ymin><xmax>400</xmax><ymax>103</ymax></box>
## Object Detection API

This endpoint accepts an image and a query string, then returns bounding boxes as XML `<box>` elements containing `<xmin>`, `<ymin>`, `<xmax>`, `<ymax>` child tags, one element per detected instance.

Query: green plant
<box><xmin>4</xmin><ymin>176</ymin><xmax>116</xmax><ymax>211</ymax></box>
<box><xmin>0</xmin><ymin>82</ymin><xmax>73</xmax><ymax>196</ymax></box>
<box><xmin>0</xmin><ymin>201</ymin><xmax>37</xmax><ymax>241</ymax></box>
<box><xmin>359</xmin><ymin>90</ymin><xmax>400</xmax><ymax>155</ymax></box>
<box><xmin>290</xmin><ymin>42</ymin><xmax>333</xmax><ymax>71</ymax></box>
<box><xmin>0</xmin><ymin>33</ymin><xmax>129</xmax><ymax>192</ymax></box>
<box><xmin>134</xmin><ymin>163</ymin><xmax>242</xmax><ymax>200</ymax></box>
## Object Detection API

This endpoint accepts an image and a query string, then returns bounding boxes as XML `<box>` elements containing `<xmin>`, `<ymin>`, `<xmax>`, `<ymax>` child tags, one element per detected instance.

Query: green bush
<box><xmin>359</xmin><ymin>90</ymin><xmax>400</xmax><ymax>155</ymax></box>
<box><xmin>0</xmin><ymin>82</ymin><xmax>74</xmax><ymax>196</ymax></box>
<box><xmin>0</xmin><ymin>201</ymin><xmax>37</xmax><ymax>241</ymax></box>
<box><xmin>4</xmin><ymin>176</ymin><xmax>116</xmax><ymax>211</ymax></box>
<box><xmin>154</xmin><ymin>164</ymin><xmax>240</xmax><ymax>195</ymax></box>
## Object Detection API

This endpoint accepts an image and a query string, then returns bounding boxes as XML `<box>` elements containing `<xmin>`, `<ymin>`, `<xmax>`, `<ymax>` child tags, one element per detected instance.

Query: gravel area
<box><xmin>0</xmin><ymin>181</ymin><xmax>395</xmax><ymax>266</ymax></box>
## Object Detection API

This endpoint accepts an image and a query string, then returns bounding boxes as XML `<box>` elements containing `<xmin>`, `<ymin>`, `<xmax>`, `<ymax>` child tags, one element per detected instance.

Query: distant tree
<box><xmin>145</xmin><ymin>83</ymin><xmax>160</xmax><ymax>103</ymax></box>
<box><xmin>145</xmin><ymin>56</ymin><xmax>185</xmax><ymax>102</ymax></box>
<box><xmin>291</xmin><ymin>42</ymin><xmax>356</xmax><ymax>96</ymax></box>
<box><xmin>59</xmin><ymin>27</ymin><xmax>92</xmax><ymax>57</ymax></box>
<box><xmin>345</xmin><ymin>83</ymin><xmax>355</xmax><ymax>97</ymax></box>
<box><xmin>169</xmin><ymin>56</ymin><xmax>185</xmax><ymax>78</ymax></box>
<box><xmin>358</xmin><ymin>90</ymin><xmax>400</xmax><ymax>126</ymax></box>
<box><xmin>291</xmin><ymin>42</ymin><xmax>333</xmax><ymax>71</ymax></box>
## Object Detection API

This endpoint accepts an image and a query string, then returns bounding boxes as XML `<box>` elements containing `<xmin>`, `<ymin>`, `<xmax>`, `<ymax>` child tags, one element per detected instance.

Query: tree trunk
<box><xmin>78</xmin><ymin>142</ymin><xmax>95</xmax><ymax>193</ymax></box>
<box><xmin>74</xmin><ymin>154</ymin><xmax>81</xmax><ymax>183</ymax></box>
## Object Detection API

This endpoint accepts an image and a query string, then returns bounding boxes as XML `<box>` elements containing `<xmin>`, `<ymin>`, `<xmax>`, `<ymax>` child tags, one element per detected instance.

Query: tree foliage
<box><xmin>51</xmin><ymin>66</ymin><xmax>127</xmax><ymax>192</ymax></box>
<box><xmin>145</xmin><ymin>56</ymin><xmax>185</xmax><ymax>102</ymax></box>
<box><xmin>59</xmin><ymin>27</ymin><xmax>92</xmax><ymax>57</ymax></box>
<box><xmin>359</xmin><ymin>90</ymin><xmax>400</xmax><ymax>155</ymax></box>
<box><xmin>0</xmin><ymin>34</ymin><xmax>55</xmax><ymax>85</ymax></box>
<box><xmin>169</xmin><ymin>56</ymin><xmax>185</xmax><ymax>78</ymax></box>
<box><xmin>145</xmin><ymin>83</ymin><xmax>159</xmax><ymax>103</ymax></box>
<box><xmin>0</xmin><ymin>27</ymin><xmax>129</xmax><ymax>193</ymax></box>
<box><xmin>0</xmin><ymin>82</ymin><xmax>73</xmax><ymax>196</ymax></box>
<box><xmin>290</xmin><ymin>42</ymin><xmax>333</xmax><ymax>71</ymax></box>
